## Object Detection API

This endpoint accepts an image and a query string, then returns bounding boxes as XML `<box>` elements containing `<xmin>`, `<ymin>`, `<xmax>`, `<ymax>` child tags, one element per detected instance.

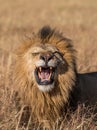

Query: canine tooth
<box><xmin>48</xmin><ymin>73</ymin><xmax>52</xmax><ymax>80</ymax></box>
<box><xmin>39</xmin><ymin>67</ymin><xmax>42</xmax><ymax>72</ymax></box>
<box><xmin>50</xmin><ymin>67</ymin><xmax>52</xmax><ymax>70</ymax></box>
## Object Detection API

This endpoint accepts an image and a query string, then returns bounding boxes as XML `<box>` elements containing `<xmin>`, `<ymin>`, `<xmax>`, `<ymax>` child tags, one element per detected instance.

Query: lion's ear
<box><xmin>38</xmin><ymin>26</ymin><xmax>55</xmax><ymax>40</ymax></box>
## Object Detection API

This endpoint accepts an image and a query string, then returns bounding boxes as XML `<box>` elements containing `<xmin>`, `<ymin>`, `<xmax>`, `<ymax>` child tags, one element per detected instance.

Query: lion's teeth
<box><xmin>50</xmin><ymin>67</ymin><xmax>52</xmax><ymax>70</ymax></box>
<box><xmin>49</xmin><ymin>73</ymin><xmax>52</xmax><ymax>80</ymax></box>
<box><xmin>39</xmin><ymin>67</ymin><xmax>42</xmax><ymax>72</ymax></box>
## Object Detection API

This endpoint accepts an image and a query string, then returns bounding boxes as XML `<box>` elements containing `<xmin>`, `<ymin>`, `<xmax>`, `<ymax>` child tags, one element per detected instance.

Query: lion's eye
<box><xmin>32</xmin><ymin>52</ymin><xmax>40</xmax><ymax>56</ymax></box>
<box><xmin>53</xmin><ymin>51</ymin><xmax>64</xmax><ymax>58</ymax></box>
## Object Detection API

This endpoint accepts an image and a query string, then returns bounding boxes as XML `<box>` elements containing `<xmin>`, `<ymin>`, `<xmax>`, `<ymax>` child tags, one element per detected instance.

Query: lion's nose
<box><xmin>40</xmin><ymin>53</ymin><xmax>53</xmax><ymax>62</ymax></box>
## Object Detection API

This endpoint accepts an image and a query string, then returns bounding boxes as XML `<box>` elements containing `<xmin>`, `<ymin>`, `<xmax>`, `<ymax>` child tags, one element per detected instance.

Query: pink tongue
<box><xmin>40</xmin><ymin>71</ymin><xmax>50</xmax><ymax>80</ymax></box>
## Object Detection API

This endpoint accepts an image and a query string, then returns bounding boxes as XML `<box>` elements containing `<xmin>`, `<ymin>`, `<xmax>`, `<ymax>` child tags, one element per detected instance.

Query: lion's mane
<box><xmin>14</xmin><ymin>26</ymin><xmax>79</xmax><ymax>127</ymax></box>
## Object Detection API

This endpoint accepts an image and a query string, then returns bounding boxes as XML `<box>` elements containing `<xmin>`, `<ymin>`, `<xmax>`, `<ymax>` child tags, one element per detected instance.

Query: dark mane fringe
<box><xmin>38</xmin><ymin>26</ymin><xmax>55</xmax><ymax>40</ymax></box>
<box><xmin>38</xmin><ymin>26</ymin><xmax>73</xmax><ymax>48</ymax></box>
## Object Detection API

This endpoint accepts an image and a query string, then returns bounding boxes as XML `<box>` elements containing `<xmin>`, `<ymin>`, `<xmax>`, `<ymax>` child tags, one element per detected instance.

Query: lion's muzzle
<box><xmin>40</xmin><ymin>53</ymin><xmax>54</xmax><ymax>64</ymax></box>
<box><xmin>34</xmin><ymin>53</ymin><xmax>56</xmax><ymax>85</ymax></box>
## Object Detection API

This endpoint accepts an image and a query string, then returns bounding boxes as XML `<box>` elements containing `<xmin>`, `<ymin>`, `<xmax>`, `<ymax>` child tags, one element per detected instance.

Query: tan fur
<box><xmin>14</xmin><ymin>26</ymin><xmax>97</xmax><ymax>128</ymax></box>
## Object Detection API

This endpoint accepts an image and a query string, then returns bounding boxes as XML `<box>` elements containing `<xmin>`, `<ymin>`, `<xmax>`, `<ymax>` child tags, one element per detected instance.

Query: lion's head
<box><xmin>14</xmin><ymin>26</ymin><xmax>77</xmax><ymax>126</ymax></box>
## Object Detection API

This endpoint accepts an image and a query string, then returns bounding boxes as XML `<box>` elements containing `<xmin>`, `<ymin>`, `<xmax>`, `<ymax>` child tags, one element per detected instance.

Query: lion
<box><xmin>14</xmin><ymin>26</ymin><xmax>97</xmax><ymax>128</ymax></box>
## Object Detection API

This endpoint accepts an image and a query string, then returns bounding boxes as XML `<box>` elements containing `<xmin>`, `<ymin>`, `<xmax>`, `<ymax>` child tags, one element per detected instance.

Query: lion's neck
<box><xmin>30</xmin><ymin>84</ymin><xmax>65</xmax><ymax>123</ymax></box>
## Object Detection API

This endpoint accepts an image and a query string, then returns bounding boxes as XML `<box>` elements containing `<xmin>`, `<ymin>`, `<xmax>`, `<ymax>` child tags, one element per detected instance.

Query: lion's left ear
<box><xmin>38</xmin><ymin>26</ymin><xmax>55</xmax><ymax>40</ymax></box>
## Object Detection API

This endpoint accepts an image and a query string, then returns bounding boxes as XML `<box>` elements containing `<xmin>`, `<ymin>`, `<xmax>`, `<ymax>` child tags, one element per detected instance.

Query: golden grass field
<box><xmin>0</xmin><ymin>0</ymin><xmax>97</xmax><ymax>129</ymax></box>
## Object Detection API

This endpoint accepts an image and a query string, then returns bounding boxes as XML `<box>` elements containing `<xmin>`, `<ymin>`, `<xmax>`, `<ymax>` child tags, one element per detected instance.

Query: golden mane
<box><xmin>14</xmin><ymin>26</ymin><xmax>77</xmax><ymax>127</ymax></box>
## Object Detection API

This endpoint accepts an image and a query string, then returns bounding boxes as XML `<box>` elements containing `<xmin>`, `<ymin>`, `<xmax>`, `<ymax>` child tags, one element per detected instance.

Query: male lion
<box><xmin>14</xmin><ymin>26</ymin><xmax>97</xmax><ymax>128</ymax></box>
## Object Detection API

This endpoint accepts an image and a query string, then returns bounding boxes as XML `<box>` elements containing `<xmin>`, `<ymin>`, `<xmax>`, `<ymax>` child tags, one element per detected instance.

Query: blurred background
<box><xmin>0</xmin><ymin>1</ymin><xmax>97</xmax><ymax>129</ymax></box>
<box><xmin>0</xmin><ymin>0</ymin><xmax>97</xmax><ymax>72</ymax></box>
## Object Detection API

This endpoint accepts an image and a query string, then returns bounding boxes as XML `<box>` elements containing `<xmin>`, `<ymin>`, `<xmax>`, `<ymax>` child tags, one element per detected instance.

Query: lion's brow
<box><xmin>53</xmin><ymin>51</ymin><xmax>63</xmax><ymax>57</ymax></box>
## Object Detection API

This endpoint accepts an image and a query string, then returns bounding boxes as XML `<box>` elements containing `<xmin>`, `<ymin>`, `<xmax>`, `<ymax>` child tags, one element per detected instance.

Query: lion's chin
<box><xmin>37</xmin><ymin>83</ymin><xmax>54</xmax><ymax>92</ymax></box>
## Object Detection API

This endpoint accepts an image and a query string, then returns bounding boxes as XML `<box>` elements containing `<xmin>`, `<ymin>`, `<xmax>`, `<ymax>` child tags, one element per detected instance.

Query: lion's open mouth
<box><xmin>35</xmin><ymin>66</ymin><xmax>55</xmax><ymax>85</ymax></box>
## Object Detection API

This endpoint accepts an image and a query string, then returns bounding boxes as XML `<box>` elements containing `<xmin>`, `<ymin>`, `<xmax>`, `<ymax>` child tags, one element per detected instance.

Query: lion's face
<box><xmin>15</xmin><ymin>26</ymin><xmax>76</xmax><ymax>97</ymax></box>
<box><xmin>25</xmin><ymin>43</ymin><xmax>66</xmax><ymax>92</ymax></box>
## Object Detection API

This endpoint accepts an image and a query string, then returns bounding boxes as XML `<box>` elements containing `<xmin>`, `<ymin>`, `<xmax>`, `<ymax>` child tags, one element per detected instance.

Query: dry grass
<box><xmin>0</xmin><ymin>0</ymin><xmax>97</xmax><ymax>129</ymax></box>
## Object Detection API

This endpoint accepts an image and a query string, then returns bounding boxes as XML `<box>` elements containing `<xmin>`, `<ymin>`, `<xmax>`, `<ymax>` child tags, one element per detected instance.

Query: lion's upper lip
<box><xmin>34</xmin><ymin>66</ymin><xmax>55</xmax><ymax>85</ymax></box>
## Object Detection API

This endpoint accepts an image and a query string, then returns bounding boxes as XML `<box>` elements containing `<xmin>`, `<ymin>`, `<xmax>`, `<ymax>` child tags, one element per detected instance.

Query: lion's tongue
<box><xmin>39</xmin><ymin>69</ymin><xmax>50</xmax><ymax>81</ymax></box>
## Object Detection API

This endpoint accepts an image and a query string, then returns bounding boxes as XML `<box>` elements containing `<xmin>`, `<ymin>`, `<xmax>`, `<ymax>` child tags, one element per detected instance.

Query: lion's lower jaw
<box><xmin>37</xmin><ymin>83</ymin><xmax>55</xmax><ymax>92</ymax></box>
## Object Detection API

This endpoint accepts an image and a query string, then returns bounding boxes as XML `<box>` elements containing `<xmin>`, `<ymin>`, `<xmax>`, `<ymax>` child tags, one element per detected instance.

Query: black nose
<box><xmin>40</xmin><ymin>53</ymin><xmax>53</xmax><ymax>62</ymax></box>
